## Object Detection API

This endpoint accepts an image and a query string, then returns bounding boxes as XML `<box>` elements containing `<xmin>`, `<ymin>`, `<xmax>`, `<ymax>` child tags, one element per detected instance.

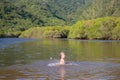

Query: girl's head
<box><xmin>60</xmin><ymin>51</ymin><xmax>65</xmax><ymax>59</ymax></box>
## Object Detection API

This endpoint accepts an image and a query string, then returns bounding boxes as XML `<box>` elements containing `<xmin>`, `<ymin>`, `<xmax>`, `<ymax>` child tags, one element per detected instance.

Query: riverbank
<box><xmin>19</xmin><ymin>17</ymin><xmax>120</xmax><ymax>40</ymax></box>
<box><xmin>1</xmin><ymin>17</ymin><xmax>120</xmax><ymax>40</ymax></box>
<box><xmin>0</xmin><ymin>31</ymin><xmax>21</xmax><ymax>38</ymax></box>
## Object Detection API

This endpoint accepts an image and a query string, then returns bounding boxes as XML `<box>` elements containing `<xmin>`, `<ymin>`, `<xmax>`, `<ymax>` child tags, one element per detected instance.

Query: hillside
<box><xmin>0</xmin><ymin>0</ymin><xmax>120</xmax><ymax>38</ymax></box>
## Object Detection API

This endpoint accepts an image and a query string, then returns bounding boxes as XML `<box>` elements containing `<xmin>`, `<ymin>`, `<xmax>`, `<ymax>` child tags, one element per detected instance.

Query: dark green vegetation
<box><xmin>0</xmin><ymin>0</ymin><xmax>120</xmax><ymax>39</ymax></box>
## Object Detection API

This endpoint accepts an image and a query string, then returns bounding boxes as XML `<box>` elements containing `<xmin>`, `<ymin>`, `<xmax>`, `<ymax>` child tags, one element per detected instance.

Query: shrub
<box><xmin>112</xmin><ymin>18</ymin><xmax>120</xmax><ymax>40</ymax></box>
<box><xmin>19</xmin><ymin>27</ymin><xmax>43</xmax><ymax>38</ymax></box>
<box><xmin>19</xmin><ymin>17</ymin><xmax>120</xmax><ymax>40</ymax></box>
<box><xmin>68</xmin><ymin>20</ymin><xmax>86</xmax><ymax>39</ymax></box>
<box><xmin>20</xmin><ymin>26</ymin><xmax>70</xmax><ymax>38</ymax></box>
<box><xmin>99</xmin><ymin>17</ymin><xmax>117</xmax><ymax>39</ymax></box>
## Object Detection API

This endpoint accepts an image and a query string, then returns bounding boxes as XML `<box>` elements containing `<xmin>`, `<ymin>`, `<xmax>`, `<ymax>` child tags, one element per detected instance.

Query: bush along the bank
<box><xmin>19</xmin><ymin>27</ymin><xmax>43</xmax><ymax>38</ymax></box>
<box><xmin>20</xmin><ymin>17</ymin><xmax>120</xmax><ymax>40</ymax></box>
<box><xmin>68</xmin><ymin>20</ymin><xmax>86</xmax><ymax>39</ymax></box>
<box><xmin>112</xmin><ymin>18</ymin><xmax>120</xmax><ymax>40</ymax></box>
<box><xmin>0</xmin><ymin>31</ymin><xmax>22</xmax><ymax>38</ymax></box>
<box><xmin>43</xmin><ymin>26</ymin><xmax>70</xmax><ymax>38</ymax></box>
<box><xmin>68</xmin><ymin>17</ymin><xmax>120</xmax><ymax>40</ymax></box>
<box><xmin>19</xmin><ymin>26</ymin><xmax>70</xmax><ymax>38</ymax></box>
<box><xmin>43</xmin><ymin>27</ymin><xmax>61</xmax><ymax>38</ymax></box>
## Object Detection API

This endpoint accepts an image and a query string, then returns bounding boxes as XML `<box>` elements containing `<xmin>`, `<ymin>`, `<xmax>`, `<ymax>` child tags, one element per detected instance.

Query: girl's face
<box><xmin>60</xmin><ymin>52</ymin><xmax>65</xmax><ymax>59</ymax></box>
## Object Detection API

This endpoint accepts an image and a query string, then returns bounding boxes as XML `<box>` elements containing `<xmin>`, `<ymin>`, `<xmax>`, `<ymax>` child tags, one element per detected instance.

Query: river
<box><xmin>0</xmin><ymin>38</ymin><xmax>120</xmax><ymax>80</ymax></box>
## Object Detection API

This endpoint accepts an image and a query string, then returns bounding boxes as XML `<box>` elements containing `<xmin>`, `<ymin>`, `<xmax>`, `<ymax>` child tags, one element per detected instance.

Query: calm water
<box><xmin>0</xmin><ymin>38</ymin><xmax>120</xmax><ymax>80</ymax></box>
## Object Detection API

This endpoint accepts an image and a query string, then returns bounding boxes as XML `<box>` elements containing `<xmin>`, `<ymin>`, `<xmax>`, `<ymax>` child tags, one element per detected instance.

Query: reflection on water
<box><xmin>59</xmin><ymin>66</ymin><xmax>65</xmax><ymax>80</ymax></box>
<box><xmin>0</xmin><ymin>60</ymin><xmax>120</xmax><ymax>80</ymax></box>
<box><xmin>0</xmin><ymin>38</ymin><xmax>120</xmax><ymax>80</ymax></box>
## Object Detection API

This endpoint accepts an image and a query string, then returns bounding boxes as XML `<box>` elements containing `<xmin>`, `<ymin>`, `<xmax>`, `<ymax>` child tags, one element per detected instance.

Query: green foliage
<box><xmin>43</xmin><ymin>27</ymin><xmax>61</xmax><ymax>38</ymax></box>
<box><xmin>69</xmin><ymin>17</ymin><xmax>120</xmax><ymax>40</ymax></box>
<box><xmin>0</xmin><ymin>31</ymin><xmax>22</xmax><ymax>38</ymax></box>
<box><xmin>60</xmin><ymin>27</ymin><xmax>70</xmax><ymax>38</ymax></box>
<box><xmin>68</xmin><ymin>21</ymin><xmax>86</xmax><ymax>39</ymax></box>
<box><xmin>80</xmin><ymin>0</ymin><xmax>120</xmax><ymax>20</ymax></box>
<box><xmin>20</xmin><ymin>26</ymin><xmax>70</xmax><ymax>38</ymax></box>
<box><xmin>99</xmin><ymin>17</ymin><xmax>117</xmax><ymax>39</ymax></box>
<box><xmin>85</xmin><ymin>20</ymin><xmax>101</xmax><ymax>39</ymax></box>
<box><xmin>1</xmin><ymin>0</ymin><xmax>120</xmax><ymax>36</ymax></box>
<box><xmin>1</xmin><ymin>0</ymin><xmax>120</xmax><ymax>39</ymax></box>
<box><xmin>112</xmin><ymin>18</ymin><xmax>120</xmax><ymax>40</ymax></box>
<box><xmin>19</xmin><ymin>27</ymin><xmax>43</xmax><ymax>38</ymax></box>
<box><xmin>85</xmin><ymin>17</ymin><xmax>116</xmax><ymax>39</ymax></box>
<box><xmin>20</xmin><ymin>17</ymin><xmax>120</xmax><ymax>40</ymax></box>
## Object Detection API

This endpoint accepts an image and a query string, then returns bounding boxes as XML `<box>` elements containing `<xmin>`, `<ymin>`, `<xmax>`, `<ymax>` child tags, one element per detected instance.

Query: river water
<box><xmin>0</xmin><ymin>38</ymin><xmax>120</xmax><ymax>80</ymax></box>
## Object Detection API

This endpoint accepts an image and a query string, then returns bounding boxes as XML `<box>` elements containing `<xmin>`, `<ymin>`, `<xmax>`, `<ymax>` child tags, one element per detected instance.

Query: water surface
<box><xmin>0</xmin><ymin>38</ymin><xmax>120</xmax><ymax>80</ymax></box>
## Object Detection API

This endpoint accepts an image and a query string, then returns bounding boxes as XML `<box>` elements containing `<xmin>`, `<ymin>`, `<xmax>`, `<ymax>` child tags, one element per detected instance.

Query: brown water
<box><xmin>0</xmin><ymin>38</ymin><xmax>120</xmax><ymax>80</ymax></box>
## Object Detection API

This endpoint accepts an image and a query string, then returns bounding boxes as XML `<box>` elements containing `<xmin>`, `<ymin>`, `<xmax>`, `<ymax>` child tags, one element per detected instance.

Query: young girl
<box><xmin>59</xmin><ymin>51</ymin><xmax>65</xmax><ymax>65</ymax></box>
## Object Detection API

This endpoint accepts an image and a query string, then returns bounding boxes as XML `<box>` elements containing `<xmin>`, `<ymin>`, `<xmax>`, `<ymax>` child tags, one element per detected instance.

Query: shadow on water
<box><xmin>0</xmin><ymin>38</ymin><xmax>120</xmax><ymax>80</ymax></box>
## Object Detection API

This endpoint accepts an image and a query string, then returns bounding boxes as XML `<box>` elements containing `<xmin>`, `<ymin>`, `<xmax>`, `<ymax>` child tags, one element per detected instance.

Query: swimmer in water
<box><xmin>59</xmin><ymin>51</ymin><xmax>65</xmax><ymax>65</ymax></box>
<box><xmin>48</xmin><ymin>51</ymin><xmax>77</xmax><ymax>67</ymax></box>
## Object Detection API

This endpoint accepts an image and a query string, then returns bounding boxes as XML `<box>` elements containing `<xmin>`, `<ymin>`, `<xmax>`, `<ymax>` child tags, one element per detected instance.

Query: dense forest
<box><xmin>0</xmin><ymin>0</ymin><xmax>120</xmax><ymax>39</ymax></box>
